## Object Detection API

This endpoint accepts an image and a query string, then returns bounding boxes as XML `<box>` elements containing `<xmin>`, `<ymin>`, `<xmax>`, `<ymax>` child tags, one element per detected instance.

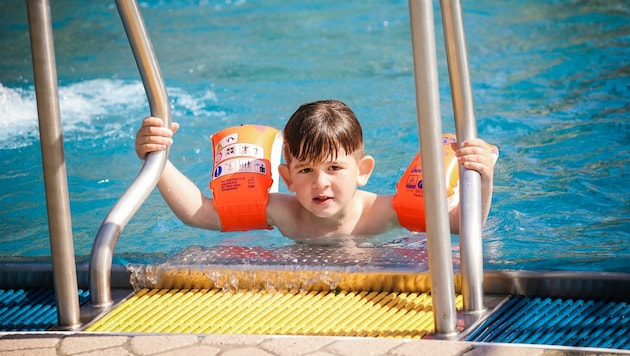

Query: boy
<box><xmin>135</xmin><ymin>100</ymin><xmax>496</xmax><ymax>242</ymax></box>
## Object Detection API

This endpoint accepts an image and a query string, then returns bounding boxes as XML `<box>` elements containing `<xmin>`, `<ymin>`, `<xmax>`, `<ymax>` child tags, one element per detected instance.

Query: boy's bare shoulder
<box><xmin>267</xmin><ymin>192</ymin><xmax>300</xmax><ymax>212</ymax></box>
<box><xmin>359</xmin><ymin>190</ymin><xmax>398</xmax><ymax>219</ymax></box>
<box><xmin>268</xmin><ymin>191</ymin><xmax>299</xmax><ymax>203</ymax></box>
<box><xmin>357</xmin><ymin>190</ymin><xmax>394</xmax><ymax>213</ymax></box>
<box><xmin>351</xmin><ymin>190</ymin><xmax>398</xmax><ymax>234</ymax></box>
<box><xmin>266</xmin><ymin>192</ymin><xmax>301</xmax><ymax>227</ymax></box>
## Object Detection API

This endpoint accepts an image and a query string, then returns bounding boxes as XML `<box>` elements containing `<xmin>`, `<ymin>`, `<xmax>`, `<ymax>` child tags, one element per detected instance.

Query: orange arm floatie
<box><xmin>392</xmin><ymin>134</ymin><xmax>459</xmax><ymax>232</ymax></box>
<box><xmin>209</xmin><ymin>125</ymin><xmax>283</xmax><ymax>232</ymax></box>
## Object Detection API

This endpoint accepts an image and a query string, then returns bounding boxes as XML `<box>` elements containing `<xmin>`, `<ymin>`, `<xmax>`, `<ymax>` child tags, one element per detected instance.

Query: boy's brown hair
<box><xmin>283</xmin><ymin>100</ymin><xmax>364</xmax><ymax>165</ymax></box>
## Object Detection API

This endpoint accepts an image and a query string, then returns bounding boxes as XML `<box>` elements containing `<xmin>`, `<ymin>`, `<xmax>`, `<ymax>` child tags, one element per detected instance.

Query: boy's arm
<box><xmin>157</xmin><ymin>160</ymin><xmax>222</xmax><ymax>230</ymax></box>
<box><xmin>135</xmin><ymin>117</ymin><xmax>222</xmax><ymax>230</ymax></box>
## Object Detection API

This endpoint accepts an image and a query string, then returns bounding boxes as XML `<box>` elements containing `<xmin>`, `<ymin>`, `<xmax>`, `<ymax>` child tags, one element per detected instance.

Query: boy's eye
<box><xmin>298</xmin><ymin>167</ymin><xmax>312</xmax><ymax>174</ymax></box>
<box><xmin>329</xmin><ymin>165</ymin><xmax>342</xmax><ymax>171</ymax></box>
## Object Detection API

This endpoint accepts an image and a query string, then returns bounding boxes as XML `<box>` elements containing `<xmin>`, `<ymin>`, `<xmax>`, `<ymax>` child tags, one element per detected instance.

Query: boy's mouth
<box><xmin>313</xmin><ymin>195</ymin><xmax>332</xmax><ymax>203</ymax></box>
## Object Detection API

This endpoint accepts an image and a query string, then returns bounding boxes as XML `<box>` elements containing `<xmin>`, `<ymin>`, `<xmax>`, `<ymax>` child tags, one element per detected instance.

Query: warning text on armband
<box><xmin>220</xmin><ymin>177</ymin><xmax>245</xmax><ymax>191</ymax></box>
<box><xmin>404</xmin><ymin>174</ymin><xmax>423</xmax><ymax>190</ymax></box>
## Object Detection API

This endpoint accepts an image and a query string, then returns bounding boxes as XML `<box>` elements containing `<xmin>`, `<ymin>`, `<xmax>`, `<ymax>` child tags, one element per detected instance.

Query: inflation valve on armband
<box><xmin>209</xmin><ymin>124</ymin><xmax>283</xmax><ymax>231</ymax></box>
<box><xmin>392</xmin><ymin>134</ymin><xmax>460</xmax><ymax>232</ymax></box>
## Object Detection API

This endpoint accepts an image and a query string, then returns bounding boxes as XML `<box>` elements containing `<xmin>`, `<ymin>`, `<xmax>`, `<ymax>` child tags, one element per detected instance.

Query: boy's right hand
<box><xmin>135</xmin><ymin>116</ymin><xmax>180</xmax><ymax>160</ymax></box>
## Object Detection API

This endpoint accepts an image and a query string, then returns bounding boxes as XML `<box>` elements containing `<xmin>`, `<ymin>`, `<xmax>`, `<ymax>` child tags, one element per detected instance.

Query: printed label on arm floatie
<box><xmin>209</xmin><ymin>125</ymin><xmax>283</xmax><ymax>231</ymax></box>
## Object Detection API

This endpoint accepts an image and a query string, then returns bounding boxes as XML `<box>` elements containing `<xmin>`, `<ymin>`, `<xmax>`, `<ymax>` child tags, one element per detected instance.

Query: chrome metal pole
<box><xmin>89</xmin><ymin>0</ymin><xmax>171</xmax><ymax>306</ymax></box>
<box><xmin>440</xmin><ymin>0</ymin><xmax>485</xmax><ymax>313</ymax></box>
<box><xmin>408</xmin><ymin>0</ymin><xmax>458</xmax><ymax>337</ymax></box>
<box><xmin>26</xmin><ymin>0</ymin><xmax>81</xmax><ymax>329</ymax></box>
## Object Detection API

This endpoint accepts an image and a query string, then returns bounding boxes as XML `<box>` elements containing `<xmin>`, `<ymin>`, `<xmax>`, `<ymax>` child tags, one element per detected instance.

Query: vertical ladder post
<box><xmin>408</xmin><ymin>0</ymin><xmax>458</xmax><ymax>337</ymax></box>
<box><xmin>26</xmin><ymin>0</ymin><xmax>81</xmax><ymax>330</ymax></box>
<box><xmin>440</xmin><ymin>0</ymin><xmax>485</xmax><ymax>313</ymax></box>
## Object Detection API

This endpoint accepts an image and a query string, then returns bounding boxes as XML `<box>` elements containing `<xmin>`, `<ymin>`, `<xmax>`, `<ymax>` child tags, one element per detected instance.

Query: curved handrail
<box><xmin>89</xmin><ymin>0</ymin><xmax>171</xmax><ymax>306</ymax></box>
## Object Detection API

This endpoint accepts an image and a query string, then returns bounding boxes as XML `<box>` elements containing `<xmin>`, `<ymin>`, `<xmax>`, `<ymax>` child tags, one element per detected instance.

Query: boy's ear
<box><xmin>357</xmin><ymin>155</ymin><xmax>375</xmax><ymax>187</ymax></box>
<box><xmin>278</xmin><ymin>164</ymin><xmax>295</xmax><ymax>192</ymax></box>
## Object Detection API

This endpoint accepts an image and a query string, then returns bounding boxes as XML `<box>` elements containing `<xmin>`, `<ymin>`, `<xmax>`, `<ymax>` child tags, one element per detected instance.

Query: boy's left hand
<box><xmin>453</xmin><ymin>139</ymin><xmax>498</xmax><ymax>183</ymax></box>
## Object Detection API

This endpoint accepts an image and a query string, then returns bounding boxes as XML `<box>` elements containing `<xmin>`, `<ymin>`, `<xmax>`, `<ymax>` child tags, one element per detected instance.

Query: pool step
<box><xmin>466</xmin><ymin>295</ymin><xmax>630</xmax><ymax>350</ymax></box>
<box><xmin>4</xmin><ymin>286</ymin><xmax>629</xmax><ymax>350</ymax></box>
<box><xmin>0</xmin><ymin>289</ymin><xmax>90</xmax><ymax>331</ymax></box>
<box><xmin>85</xmin><ymin>288</ymin><xmax>462</xmax><ymax>338</ymax></box>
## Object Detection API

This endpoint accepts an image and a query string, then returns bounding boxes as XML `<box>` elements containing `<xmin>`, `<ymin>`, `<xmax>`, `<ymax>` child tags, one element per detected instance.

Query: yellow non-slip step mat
<box><xmin>86</xmin><ymin>288</ymin><xmax>462</xmax><ymax>338</ymax></box>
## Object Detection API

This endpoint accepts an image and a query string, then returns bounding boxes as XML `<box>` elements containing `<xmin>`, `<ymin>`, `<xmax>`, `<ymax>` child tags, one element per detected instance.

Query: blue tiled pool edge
<box><xmin>466</xmin><ymin>295</ymin><xmax>630</xmax><ymax>350</ymax></box>
<box><xmin>0</xmin><ymin>289</ymin><xmax>90</xmax><ymax>331</ymax></box>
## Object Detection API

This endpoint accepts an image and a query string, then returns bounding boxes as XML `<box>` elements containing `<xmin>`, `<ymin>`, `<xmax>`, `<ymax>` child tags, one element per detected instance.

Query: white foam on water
<box><xmin>0</xmin><ymin>83</ymin><xmax>38</xmax><ymax>148</ymax></box>
<box><xmin>0</xmin><ymin>79</ymin><xmax>220</xmax><ymax>149</ymax></box>
<box><xmin>0</xmin><ymin>79</ymin><xmax>146</xmax><ymax>149</ymax></box>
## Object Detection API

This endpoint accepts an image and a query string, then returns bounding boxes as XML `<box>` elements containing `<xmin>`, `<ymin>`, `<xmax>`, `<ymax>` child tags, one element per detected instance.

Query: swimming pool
<box><xmin>1</xmin><ymin>0</ymin><xmax>628</xmax><ymax>272</ymax></box>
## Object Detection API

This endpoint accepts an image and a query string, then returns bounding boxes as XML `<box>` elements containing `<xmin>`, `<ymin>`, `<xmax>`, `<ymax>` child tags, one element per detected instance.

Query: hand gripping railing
<box><xmin>89</xmin><ymin>0</ymin><xmax>171</xmax><ymax>307</ymax></box>
<box><xmin>440</xmin><ymin>0</ymin><xmax>486</xmax><ymax>315</ymax></box>
<box><xmin>408</xmin><ymin>0</ymin><xmax>485</xmax><ymax>336</ymax></box>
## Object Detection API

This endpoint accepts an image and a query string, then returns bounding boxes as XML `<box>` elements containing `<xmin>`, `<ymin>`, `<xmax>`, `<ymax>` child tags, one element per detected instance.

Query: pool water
<box><xmin>0</xmin><ymin>0</ymin><xmax>628</xmax><ymax>272</ymax></box>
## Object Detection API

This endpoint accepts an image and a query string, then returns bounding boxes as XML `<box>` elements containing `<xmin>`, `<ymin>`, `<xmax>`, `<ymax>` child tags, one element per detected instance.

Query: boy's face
<box><xmin>280</xmin><ymin>149</ymin><xmax>373</xmax><ymax>219</ymax></box>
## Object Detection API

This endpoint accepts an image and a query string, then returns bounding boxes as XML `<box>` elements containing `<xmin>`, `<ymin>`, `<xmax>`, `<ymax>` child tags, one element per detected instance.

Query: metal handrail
<box><xmin>89</xmin><ymin>0</ymin><xmax>171</xmax><ymax>307</ymax></box>
<box><xmin>408</xmin><ymin>0</ymin><xmax>485</xmax><ymax>335</ymax></box>
<box><xmin>408</xmin><ymin>0</ymin><xmax>458</xmax><ymax>337</ymax></box>
<box><xmin>27</xmin><ymin>0</ymin><xmax>81</xmax><ymax>330</ymax></box>
<box><xmin>440</xmin><ymin>0</ymin><xmax>486</xmax><ymax>313</ymax></box>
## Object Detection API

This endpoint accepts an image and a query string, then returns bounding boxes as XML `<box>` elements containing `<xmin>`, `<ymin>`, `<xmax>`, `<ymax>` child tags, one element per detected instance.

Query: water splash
<box><xmin>126</xmin><ymin>237</ymin><xmax>438</xmax><ymax>292</ymax></box>
<box><xmin>0</xmin><ymin>79</ymin><xmax>221</xmax><ymax>149</ymax></box>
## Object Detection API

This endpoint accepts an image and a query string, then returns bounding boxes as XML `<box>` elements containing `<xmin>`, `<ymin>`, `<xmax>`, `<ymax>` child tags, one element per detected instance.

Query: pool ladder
<box><xmin>28</xmin><ymin>0</ymin><xmax>486</xmax><ymax>336</ymax></box>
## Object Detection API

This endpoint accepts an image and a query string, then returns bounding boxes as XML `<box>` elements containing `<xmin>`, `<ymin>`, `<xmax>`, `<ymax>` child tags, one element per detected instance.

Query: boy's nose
<box><xmin>312</xmin><ymin>170</ymin><xmax>330</xmax><ymax>188</ymax></box>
